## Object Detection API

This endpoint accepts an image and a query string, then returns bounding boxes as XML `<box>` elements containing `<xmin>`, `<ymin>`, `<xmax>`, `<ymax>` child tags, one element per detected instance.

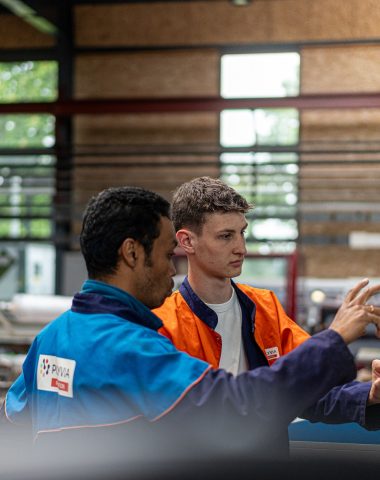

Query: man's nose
<box><xmin>234</xmin><ymin>236</ymin><xmax>247</xmax><ymax>255</ymax></box>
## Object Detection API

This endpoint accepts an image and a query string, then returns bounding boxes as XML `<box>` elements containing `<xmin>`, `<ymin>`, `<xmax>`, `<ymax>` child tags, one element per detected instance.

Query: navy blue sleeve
<box><xmin>159</xmin><ymin>329</ymin><xmax>356</xmax><ymax>456</ymax></box>
<box><xmin>180</xmin><ymin>330</ymin><xmax>355</xmax><ymax>424</ymax></box>
<box><xmin>302</xmin><ymin>381</ymin><xmax>380</xmax><ymax>429</ymax></box>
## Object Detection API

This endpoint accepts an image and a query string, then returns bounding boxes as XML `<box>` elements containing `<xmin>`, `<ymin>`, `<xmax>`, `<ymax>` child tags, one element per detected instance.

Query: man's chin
<box><xmin>151</xmin><ymin>290</ymin><xmax>173</xmax><ymax>310</ymax></box>
<box><xmin>164</xmin><ymin>286</ymin><xmax>174</xmax><ymax>300</ymax></box>
<box><xmin>232</xmin><ymin>271</ymin><xmax>242</xmax><ymax>278</ymax></box>
<box><xmin>226</xmin><ymin>268</ymin><xmax>243</xmax><ymax>279</ymax></box>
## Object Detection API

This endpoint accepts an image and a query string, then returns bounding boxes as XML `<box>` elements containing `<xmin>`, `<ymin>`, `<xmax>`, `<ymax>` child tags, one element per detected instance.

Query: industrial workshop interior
<box><xmin>1</xmin><ymin>0</ymin><xmax>380</xmax><ymax>479</ymax></box>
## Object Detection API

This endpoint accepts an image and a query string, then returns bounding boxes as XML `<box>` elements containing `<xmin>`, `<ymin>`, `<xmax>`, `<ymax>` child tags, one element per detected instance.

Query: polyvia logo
<box><xmin>37</xmin><ymin>354</ymin><xmax>76</xmax><ymax>398</ymax></box>
<box><xmin>40</xmin><ymin>357</ymin><xmax>51</xmax><ymax>377</ymax></box>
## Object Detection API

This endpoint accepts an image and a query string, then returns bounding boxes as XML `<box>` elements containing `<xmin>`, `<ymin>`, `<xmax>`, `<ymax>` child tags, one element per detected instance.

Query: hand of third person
<box><xmin>328</xmin><ymin>279</ymin><xmax>380</xmax><ymax>344</ymax></box>
<box><xmin>368</xmin><ymin>359</ymin><xmax>380</xmax><ymax>406</ymax></box>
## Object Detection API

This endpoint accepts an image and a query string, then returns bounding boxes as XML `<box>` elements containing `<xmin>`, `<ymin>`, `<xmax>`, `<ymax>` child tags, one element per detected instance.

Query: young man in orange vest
<box><xmin>2</xmin><ymin>184</ymin><xmax>380</xmax><ymax>468</ymax></box>
<box><xmin>154</xmin><ymin>176</ymin><xmax>380</xmax><ymax>425</ymax></box>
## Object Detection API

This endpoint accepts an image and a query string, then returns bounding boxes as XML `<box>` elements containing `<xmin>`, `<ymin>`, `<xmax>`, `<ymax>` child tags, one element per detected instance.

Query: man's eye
<box><xmin>219</xmin><ymin>234</ymin><xmax>232</xmax><ymax>240</ymax></box>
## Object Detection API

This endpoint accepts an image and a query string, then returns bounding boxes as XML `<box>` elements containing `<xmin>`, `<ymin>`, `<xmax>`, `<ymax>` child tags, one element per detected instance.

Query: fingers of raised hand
<box><xmin>345</xmin><ymin>278</ymin><xmax>369</xmax><ymax>303</ymax></box>
<box><xmin>365</xmin><ymin>304</ymin><xmax>379</xmax><ymax>314</ymax></box>
<box><xmin>361</xmin><ymin>284</ymin><xmax>380</xmax><ymax>304</ymax></box>
<box><xmin>365</xmin><ymin>307</ymin><xmax>380</xmax><ymax>336</ymax></box>
<box><xmin>350</xmin><ymin>304</ymin><xmax>380</xmax><ymax>333</ymax></box>
<box><xmin>347</xmin><ymin>283</ymin><xmax>380</xmax><ymax>307</ymax></box>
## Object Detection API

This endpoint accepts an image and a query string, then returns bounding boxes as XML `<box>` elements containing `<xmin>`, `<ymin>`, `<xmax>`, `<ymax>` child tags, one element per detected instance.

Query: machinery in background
<box><xmin>300</xmin><ymin>277</ymin><xmax>380</xmax><ymax>379</ymax></box>
<box><xmin>0</xmin><ymin>293</ymin><xmax>72</xmax><ymax>397</ymax></box>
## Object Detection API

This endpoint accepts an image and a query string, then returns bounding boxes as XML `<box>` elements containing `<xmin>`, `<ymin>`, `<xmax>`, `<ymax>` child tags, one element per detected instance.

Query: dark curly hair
<box><xmin>172</xmin><ymin>177</ymin><xmax>252</xmax><ymax>233</ymax></box>
<box><xmin>80</xmin><ymin>186</ymin><xmax>171</xmax><ymax>279</ymax></box>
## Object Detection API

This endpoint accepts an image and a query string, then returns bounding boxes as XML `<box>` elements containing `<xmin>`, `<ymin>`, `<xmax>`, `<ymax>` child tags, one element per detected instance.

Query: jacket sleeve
<box><xmin>4</xmin><ymin>339</ymin><xmax>38</xmax><ymax>428</ymax></box>
<box><xmin>170</xmin><ymin>329</ymin><xmax>356</xmax><ymax>430</ymax></box>
<box><xmin>301</xmin><ymin>380</ymin><xmax>380</xmax><ymax>430</ymax></box>
<box><xmin>266</xmin><ymin>292</ymin><xmax>380</xmax><ymax>430</ymax></box>
<box><xmin>3</xmin><ymin>371</ymin><xmax>31</xmax><ymax>426</ymax></box>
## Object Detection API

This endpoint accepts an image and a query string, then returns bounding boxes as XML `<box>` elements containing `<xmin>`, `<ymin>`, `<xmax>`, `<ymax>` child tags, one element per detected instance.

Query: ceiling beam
<box><xmin>1</xmin><ymin>93</ymin><xmax>380</xmax><ymax>115</ymax></box>
<box><xmin>0</xmin><ymin>0</ymin><xmax>57</xmax><ymax>34</ymax></box>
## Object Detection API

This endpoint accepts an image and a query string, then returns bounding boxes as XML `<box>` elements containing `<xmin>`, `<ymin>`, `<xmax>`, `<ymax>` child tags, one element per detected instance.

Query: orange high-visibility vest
<box><xmin>154</xmin><ymin>281</ymin><xmax>310</xmax><ymax>369</ymax></box>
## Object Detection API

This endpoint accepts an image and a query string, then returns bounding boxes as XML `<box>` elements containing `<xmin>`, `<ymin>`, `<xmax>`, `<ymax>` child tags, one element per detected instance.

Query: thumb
<box><xmin>372</xmin><ymin>359</ymin><xmax>380</xmax><ymax>380</ymax></box>
<box><xmin>368</xmin><ymin>376</ymin><xmax>380</xmax><ymax>405</ymax></box>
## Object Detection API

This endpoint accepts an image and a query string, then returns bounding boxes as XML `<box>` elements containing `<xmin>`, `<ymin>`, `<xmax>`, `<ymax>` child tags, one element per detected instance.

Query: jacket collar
<box><xmin>232</xmin><ymin>283</ymin><xmax>256</xmax><ymax>334</ymax></box>
<box><xmin>72</xmin><ymin>279</ymin><xmax>163</xmax><ymax>331</ymax></box>
<box><xmin>179</xmin><ymin>276</ymin><xmax>255</xmax><ymax>333</ymax></box>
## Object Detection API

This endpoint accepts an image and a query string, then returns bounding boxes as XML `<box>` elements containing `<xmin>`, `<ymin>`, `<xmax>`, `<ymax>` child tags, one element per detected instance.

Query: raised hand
<box><xmin>329</xmin><ymin>279</ymin><xmax>380</xmax><ymax>344</ymax></box>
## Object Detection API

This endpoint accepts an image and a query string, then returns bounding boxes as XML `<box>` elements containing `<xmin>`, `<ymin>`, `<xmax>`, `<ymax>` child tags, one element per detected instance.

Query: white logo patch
<box><xmin>37</xmin><ymin>354</ymin><xmax>76</xmax><ymax>398</ymax></box>
<box><xmin>265</xmin><ymin>346</ymin><xmax>280</xmax><ymax>361</ymax></box>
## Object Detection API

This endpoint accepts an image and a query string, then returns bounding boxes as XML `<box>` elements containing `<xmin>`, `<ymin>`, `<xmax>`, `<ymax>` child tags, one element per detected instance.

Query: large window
<box><xmin>220</xmin><ymin>52</ymin><xmax>300</xmax><ymax>254</ymax></box>
<box><xmin>221</xmin><ymin>53</ymin><xmax>300</xmax><ymax>98</ymax></box>
<box><xmin>0</xmin><ymin>61</ymin><xmax>57</xmax><ymax>298</ymax></box>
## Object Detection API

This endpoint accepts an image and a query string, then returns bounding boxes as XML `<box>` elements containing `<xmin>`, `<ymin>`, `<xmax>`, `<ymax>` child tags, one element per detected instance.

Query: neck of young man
<box><xmin>187</xmin><ymin>266</ymin><xmax>233</xmax><ymax>304</ymax></box>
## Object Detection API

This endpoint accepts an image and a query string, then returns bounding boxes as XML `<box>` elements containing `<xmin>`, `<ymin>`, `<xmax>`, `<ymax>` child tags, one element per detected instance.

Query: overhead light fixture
<box><xmin>230</xmin><ymin>0</ymin><xmax>252</xmax><ymax>5</ymax></box>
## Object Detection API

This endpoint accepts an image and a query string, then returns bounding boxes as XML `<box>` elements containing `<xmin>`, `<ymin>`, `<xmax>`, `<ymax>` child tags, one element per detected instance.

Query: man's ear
<box><xmin>176</xmin><ymin>229</ymin><xmax>196</xmax><ymax>254</ymax></box>
<box><xmin>119</xmin><ymin>238</ymin><xmax>139</xmax><ymax>268</ymax></box>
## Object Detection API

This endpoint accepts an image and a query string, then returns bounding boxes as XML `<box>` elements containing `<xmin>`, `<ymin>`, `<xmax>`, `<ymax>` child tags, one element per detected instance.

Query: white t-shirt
<box><xmin>205</xmin><ymin>288</ymin><xmax>249</xmax><ymax>375</ymax></box>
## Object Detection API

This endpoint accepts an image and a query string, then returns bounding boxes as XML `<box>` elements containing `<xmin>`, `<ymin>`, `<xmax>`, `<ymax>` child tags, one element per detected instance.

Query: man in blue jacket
<box><xmin>3</xmin><ymin>186</ymin><xmax>380</xmax><ymax>461</ymax></box>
